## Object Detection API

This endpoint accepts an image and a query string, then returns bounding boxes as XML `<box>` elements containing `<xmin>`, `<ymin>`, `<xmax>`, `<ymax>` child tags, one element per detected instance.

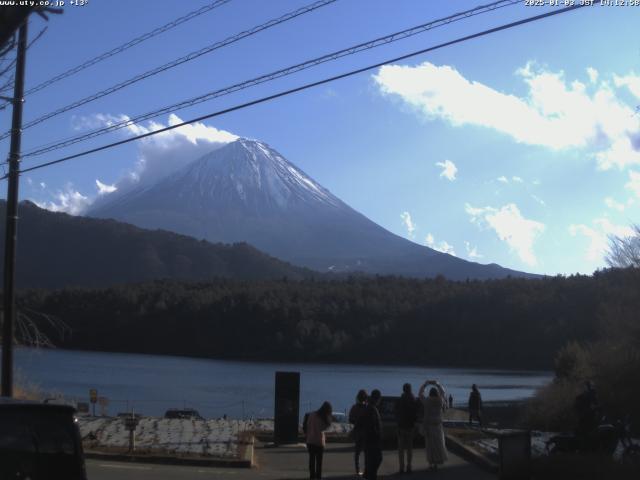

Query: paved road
<box><xmin>87</xmin><ymin>442</ymin><xmax>496</xmax><ymax>479</ymax></box>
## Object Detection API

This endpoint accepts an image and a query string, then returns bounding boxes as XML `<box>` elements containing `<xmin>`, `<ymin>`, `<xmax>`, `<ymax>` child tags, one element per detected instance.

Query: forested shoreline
<box><xmin>13</xmin><ymin>267</ymin><xmax>639</xmax><ymax>371</ymax></box>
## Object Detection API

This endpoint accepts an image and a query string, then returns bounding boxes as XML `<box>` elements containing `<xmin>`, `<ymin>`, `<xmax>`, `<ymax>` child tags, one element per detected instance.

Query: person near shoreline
<box><xmin>574</xmin><ymin>380</ymin><xmax>600</xmax><ymax>441</ymax></box>
<box><xmin>348</xmin><ymin>389</ymin><xmax>368</xmax><ymax>476</ymax></box>
<box><xmin>395</xmin><ymin>383</ymin><xmax>418</xmax><ymax>474</ymax></box>
<box><xmin>304</xmin><ymin>401</ymin><xmax>333</xmax><ymax>480</ymax></box>
<box><xmin>419</xmin><ymin>380</ymin><xmax>448</xmax><ymax>471</ymax></box>
<box><xmin>468</xmin><ymin>384</ymin><xmax>483</xmax><ymax>426</ymax></box>
<box><xmin>362</xmin><ymin>389</ymin><xmax>383</xmax><ymax>480</ymax></box>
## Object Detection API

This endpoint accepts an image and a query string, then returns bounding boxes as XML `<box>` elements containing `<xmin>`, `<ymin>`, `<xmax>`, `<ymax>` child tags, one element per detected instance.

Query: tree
<box><xmin>605</xmin><ymin>224</ymin><xmax>640</xmax><ymax>268</ymax></box>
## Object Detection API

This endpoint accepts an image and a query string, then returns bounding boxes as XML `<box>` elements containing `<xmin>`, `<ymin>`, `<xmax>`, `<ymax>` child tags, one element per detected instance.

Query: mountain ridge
<box><xmin>88</xmin><ymin>138</ymin><xmax>537</xmax><ymax>280</ymax></box>
<box><xmin>0</xmin><ymin>200</ymin><xmax>312</xmax><ymax>289</ymax></box>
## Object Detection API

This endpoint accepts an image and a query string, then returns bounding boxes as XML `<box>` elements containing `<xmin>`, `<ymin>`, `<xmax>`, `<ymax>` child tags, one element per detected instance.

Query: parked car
<box><xmin>117</xmin><ymin>412</ymin><xmax>142</xmax><ymax>419</ymax></box>
<box><xmin>0</xmin><ymin>398</ymin><xmax>87</xmax><ymax>480</ymax></box>
<box><xmin>331</xmin><ymin>411</ymin><xmax>348</xmax><ymax>424</ymax></box>
<box><xmin>164</xmin><ymin>408</ymin><xmax>204</xmax><ymax>420</ymax></box>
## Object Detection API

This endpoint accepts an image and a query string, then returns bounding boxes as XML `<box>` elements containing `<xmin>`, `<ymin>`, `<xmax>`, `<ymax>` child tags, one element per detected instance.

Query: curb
<box><xmin>445</xmin><ymin>434</ymin><xmax>499</xmax><ymax>474</ymax></box>
<box><xmin>85</xmin><ymin>435</ymin><xmax>255</xmax><ymax>469</ymax></box>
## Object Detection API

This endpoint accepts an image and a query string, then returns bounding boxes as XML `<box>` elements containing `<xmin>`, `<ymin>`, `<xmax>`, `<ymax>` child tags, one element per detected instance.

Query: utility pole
<box><xmin>1</xmin><ymin>21</ymin><xmax>28</xmax><ymax>398</ymax></box>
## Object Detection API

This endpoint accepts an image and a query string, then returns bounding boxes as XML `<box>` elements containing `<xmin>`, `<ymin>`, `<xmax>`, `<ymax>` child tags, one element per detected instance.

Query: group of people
<box><xmin>391</xmin><ymin>380</ymin><xmax>449</xmax><ymax>475</ymax></box>
<box><xmin>303</xmin><ymin>382</ymin><xmax>484</xmax><ymax>479</ymax></box>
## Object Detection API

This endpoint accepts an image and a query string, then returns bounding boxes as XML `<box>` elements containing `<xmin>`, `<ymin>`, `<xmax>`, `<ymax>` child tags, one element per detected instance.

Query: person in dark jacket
<box><xmin>362</xmin><ymin>389</ymin><xmax>383</xmax><ymax>480</ymax></box>
<box><xmin>574</xmin><ymin>381</ymin><xmax>600</xmax><ymax>438</ymax></box>
<box><xmin>468</xmin><ymin>384</ymin><xmax>483</xmax><ymax>426</ymax></box>
<box><xmin>395</xmin><ymin>383</ymin><xmax>418</xmax><ymax>473</ymax></box>
<box><xmin>348</xmin><ymin>389</ymin><xmax>368</xmax><ymax>476</ymax></box>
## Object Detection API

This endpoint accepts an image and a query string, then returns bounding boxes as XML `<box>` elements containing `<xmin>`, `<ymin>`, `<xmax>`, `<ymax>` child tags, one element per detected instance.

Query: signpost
<box><xmin>273</xmin><ymin>371</ymin><xmax>300</xmax><ymax>445</ymax></box>
<box><xmin>124</xmin><ymin>413</ymin><xmax>140</xmax><ymax>453</ymax></box>
<box><xmin>89</xmin><ymin>388</ymin><xmax>97</xmax><ymax>416</ymax></box>
<box><xmin>98</xmin><ymin>396</ymin><xmax>109</xmax><ymax>417</ymax></box>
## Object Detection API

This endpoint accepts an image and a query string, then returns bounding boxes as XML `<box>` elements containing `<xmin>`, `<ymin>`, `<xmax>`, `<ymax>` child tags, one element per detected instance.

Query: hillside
<box><xmin>0</xmin><ymin>200</ymin><xmax>311</xmax><ymax>289</ymax></box>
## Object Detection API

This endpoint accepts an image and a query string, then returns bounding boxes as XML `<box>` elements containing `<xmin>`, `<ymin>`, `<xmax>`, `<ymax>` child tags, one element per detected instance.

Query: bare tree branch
<box><xmin>605</xmin><ymin>224</ymin><xmax>640</xmax><ymax>268</ymax></box>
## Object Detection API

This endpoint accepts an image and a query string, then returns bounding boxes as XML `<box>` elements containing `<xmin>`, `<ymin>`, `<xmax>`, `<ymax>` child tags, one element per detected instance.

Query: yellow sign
<box><xmin>89</xmin><ymin>388</ymin><xmax>97</xmax><ymax>404</ymax></box>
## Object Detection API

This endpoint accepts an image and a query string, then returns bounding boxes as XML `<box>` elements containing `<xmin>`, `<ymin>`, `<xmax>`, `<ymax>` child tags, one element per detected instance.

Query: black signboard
<box><xmin>274</xmin><ymin>371</ymin><xmax>300</xmax><ymax>444</ymax></box>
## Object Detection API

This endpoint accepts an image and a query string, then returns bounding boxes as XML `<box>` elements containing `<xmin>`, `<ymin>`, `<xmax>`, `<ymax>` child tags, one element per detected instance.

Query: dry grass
<box><xmin>14</xmin><ymin>379</ymin><xmax>42</xmax><ymax>401</ymax></box>
<box><xmin>522</xmin><ymin>379</ymin><xmax>581</xmax><ymax>432</ymax></box>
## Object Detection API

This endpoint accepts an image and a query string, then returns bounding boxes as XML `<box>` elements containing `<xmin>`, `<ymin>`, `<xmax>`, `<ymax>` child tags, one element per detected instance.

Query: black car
<box><xmin>0</xmin><ymin>398</ymin><xmax>87</xmax><ymax>480</ymax></box>
<box><xmin>164</xmin><ymin>408</ymin><xmax>204</xmax><ymax>420</ymax></box>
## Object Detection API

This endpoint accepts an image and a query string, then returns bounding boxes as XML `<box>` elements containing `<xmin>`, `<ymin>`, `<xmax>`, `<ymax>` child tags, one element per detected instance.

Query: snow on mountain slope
<box><xmin>88</xmin><ymin>138</ymin><xmax>534</xmax><ymax>280</ymax></box>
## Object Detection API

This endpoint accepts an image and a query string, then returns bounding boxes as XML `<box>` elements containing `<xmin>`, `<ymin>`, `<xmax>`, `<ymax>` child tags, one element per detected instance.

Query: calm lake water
<box><xmin>14</xmin><ymin>347</ymin><xmax>552</xmax><ymax>419</ymax></box>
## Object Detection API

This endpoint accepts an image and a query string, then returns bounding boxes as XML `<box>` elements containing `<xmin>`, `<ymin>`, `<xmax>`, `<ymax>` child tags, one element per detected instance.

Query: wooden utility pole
<box><xmin>1</xmin><ymin>20</ymin><xmax>28</xmax><ymax>398</ymax></box>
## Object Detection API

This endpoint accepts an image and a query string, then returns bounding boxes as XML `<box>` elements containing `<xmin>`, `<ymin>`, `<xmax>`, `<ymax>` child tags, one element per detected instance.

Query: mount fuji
<box><xmin>87</xmin><ymin>138</ymin><xmax>533</xmax><ymax>280</ymax></box>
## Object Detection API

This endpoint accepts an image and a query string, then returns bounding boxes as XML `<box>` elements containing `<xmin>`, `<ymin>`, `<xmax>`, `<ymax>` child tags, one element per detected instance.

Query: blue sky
<box><xmin>3</xmin><ymin>0</ymin><xmax>640</xmax><ymax>275</ymax></box>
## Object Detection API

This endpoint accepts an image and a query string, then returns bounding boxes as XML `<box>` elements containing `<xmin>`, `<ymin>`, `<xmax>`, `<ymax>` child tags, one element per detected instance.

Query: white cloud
<box><xmin>435</xmin><ymin>240</ymin><xmax>456</xmax><ymax>256</ymax></box>
<box><xmin>604</xmin><ymin>196</ymin><xmax>625</xmax><ymax>212</ymax></box>
<box><xmin>587</xmin><ymin>67</ymin><xmax>599</xmax><ymax>84</ymax></box>
<box><xmin>96</xmin><ymin>179</ymin><xmax>117</xmax><ymax>195</ymax></box>
<box><xmin>614</xmin><ymin>73</ymin><xmax>640</xmax><ymax>100</ymax></box>
<box><xmin>435</xmin><ymin>159</ymin><xmax>457</xmax><ymax>181</ymax></box>
<box><xmin>34</xmin><ymin>184</ymin><xmax>91</xmax><ymax>215</ymax></box>
<box><xmin>425</xmin><ymin>233</ymin><xmax>434</xmax><ymax>245</ymax></box>
<box><xmin>39</xmin><ymin>182</ymin><xmax>46</xmax><ymax>189</ymax></box>
<box><xmin>497</xmin><ymin>176</ymin><xmax>509</xmax><ymax>183</ymax></box>
<box><xmin>569</xmin><ymin>218</ymin><xmax>634</xmax><ymax>263</ymax></box>
<box><xmin>373</xmin><ymin>61</ymin><xmax>640</xmax><ymax>170</ymax></box>
<box><xmin>400</xmin><ymin>211</ymin><xmax>416</xmax><ymax>239</ymax></box>
<box><xmin>26</xmin><ymin>177</ymin><xmax>33</xmax><ymax>186</ymax></box>
<box><xmin>465</xmin><ymin>203</ymin><xmax>545</xmax><ymax>266</ymax></box>
<box><xmin>465</xmin><ymin>241</ymin><xmax>483</xmax><ymax>259</ymax></box>
<box><xmin>426</xmin><ymin>233</ymin><xmax>456</xmax><ymax>256</ymax></box>
<box><xmin>531</xmin><ymin>194</ymin><xmax>546</xmax><ymax>206</ymax></box>
<box><xmin>625</xmin><ymin>170</ymin><xmax>640</xmax><ymax>198</ymax></box>
<box><xmin>512</xmin><ymin>176</ymin><xmax>524</xmax><ymax>183</ymax></box>
<box><xmin>76</xmin><ymin>113</ymin><xmax>238</xmax><ymax>192</ymax></box>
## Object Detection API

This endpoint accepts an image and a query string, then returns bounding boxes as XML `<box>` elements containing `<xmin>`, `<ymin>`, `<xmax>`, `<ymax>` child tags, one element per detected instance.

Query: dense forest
<box><xmin>13</xmin><ymin>267</ymin><xmax>640</xmax><ymax>370</ymax></box>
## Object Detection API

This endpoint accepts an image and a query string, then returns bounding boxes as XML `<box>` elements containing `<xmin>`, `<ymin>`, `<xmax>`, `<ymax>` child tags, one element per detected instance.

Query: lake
<box><xmin>14</xmin><ymin>347</ymin><xmax>552</xmax><ymax>419</ymax></box>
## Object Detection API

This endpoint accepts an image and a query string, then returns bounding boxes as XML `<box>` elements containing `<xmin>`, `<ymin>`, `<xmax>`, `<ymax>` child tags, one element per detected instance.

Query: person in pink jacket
<box><xmin>304</xmin><ymin>401</ymin><xmax>333</xmax><ymax>479</ymax></box>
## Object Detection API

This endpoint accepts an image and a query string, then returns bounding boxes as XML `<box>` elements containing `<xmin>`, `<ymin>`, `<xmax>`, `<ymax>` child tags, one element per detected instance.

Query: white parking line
<box><xmin>98</xmin><ymin>463</ymin><xmax>153</xmax><ymax>470</ymax></box>
<box><xmin>196</xmin><ymin>470</ymin><xmax>237</xmax><ymax>475</ymax></box>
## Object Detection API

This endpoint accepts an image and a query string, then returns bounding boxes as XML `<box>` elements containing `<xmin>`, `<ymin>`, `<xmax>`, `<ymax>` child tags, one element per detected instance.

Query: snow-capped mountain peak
<box><xmin>87</xmin><ymin>137</ymin><xmax>532</xmax><ymax>280</ymax></box>
<box><xmin>170</xmin><ymin>138</ymin><xmax>342</xmax><ymax>211</ymax></box>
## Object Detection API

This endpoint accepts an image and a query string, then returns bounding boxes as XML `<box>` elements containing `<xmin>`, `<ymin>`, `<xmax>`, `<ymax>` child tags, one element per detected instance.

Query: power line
<box><xmin>0</xmin><ymin>0</ymin><xmax>232</xmax><ymax>101</ymax></box>
<box><xmin>10</xmin><ymin>3</ymin><xmax>587</xmax><ymax>180</ymax></box>
<box><xmin>22</xmin><ymin>0</ymin><xmax>520</xmax><ymax>159</ymax></box>
<box><xmin>0</xmin><ymin>0</ymin><xmax>338</xmax><ymax>141</ymax></box>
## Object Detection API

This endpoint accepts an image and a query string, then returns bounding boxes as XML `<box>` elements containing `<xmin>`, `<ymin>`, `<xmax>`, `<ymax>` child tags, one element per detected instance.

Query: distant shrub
<box><xmin>522</xmin><ymin>379</ymin><xmax>581</xmax><ymax>432</ymax></box>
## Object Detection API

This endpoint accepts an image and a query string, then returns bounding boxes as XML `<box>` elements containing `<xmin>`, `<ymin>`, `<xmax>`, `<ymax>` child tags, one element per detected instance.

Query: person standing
<box><xmin>362</xmin><ymin>389</ymin><xmax>383</xmax><ymax>480</ymax></box>
<box><xmin>348</xmin><ymin>389</ymin><xmax>368</xmax><ymax>476</ymax></box>
<box><xmin>574</xmin><ymin>381</ymin><xmax>599</xmax><ymax>441</ymax></box>
<box><xmin>419</xmin><ymin>380</ymin><xmax>448</xmax><ymax>471</ymax></box>
<box><xmin>468</xmin><ymin>384</ymin><xmax>483</xmax><ymax>426</ymax></box>
<box><xmin>395</xmin><ymin>383</ymin><xmax>418</xmax><ymax>474</ymax></box>
<box><xmin>304</xmin><ymin>401</ymin><xmax>333</xmax><ymax>480</ymax></box>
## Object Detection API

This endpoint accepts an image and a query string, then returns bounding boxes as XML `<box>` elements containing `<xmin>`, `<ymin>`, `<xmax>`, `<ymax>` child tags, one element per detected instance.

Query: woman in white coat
<box><xmin>419</xmin><ymin>379</ymin><xmax>448</xmax><ymax>471</ymax></box>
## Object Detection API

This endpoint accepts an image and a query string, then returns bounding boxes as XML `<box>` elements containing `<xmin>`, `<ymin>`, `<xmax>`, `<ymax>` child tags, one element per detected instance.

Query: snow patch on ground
<box><xmin>79</xmin><ymin>416</ymin><xmax>354</xmax><ymax>457</ymax></box>
<box><xmin>79</xmin><ymin>417</ymin><xmax>253</xmax><ymax>457</ymax></box>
